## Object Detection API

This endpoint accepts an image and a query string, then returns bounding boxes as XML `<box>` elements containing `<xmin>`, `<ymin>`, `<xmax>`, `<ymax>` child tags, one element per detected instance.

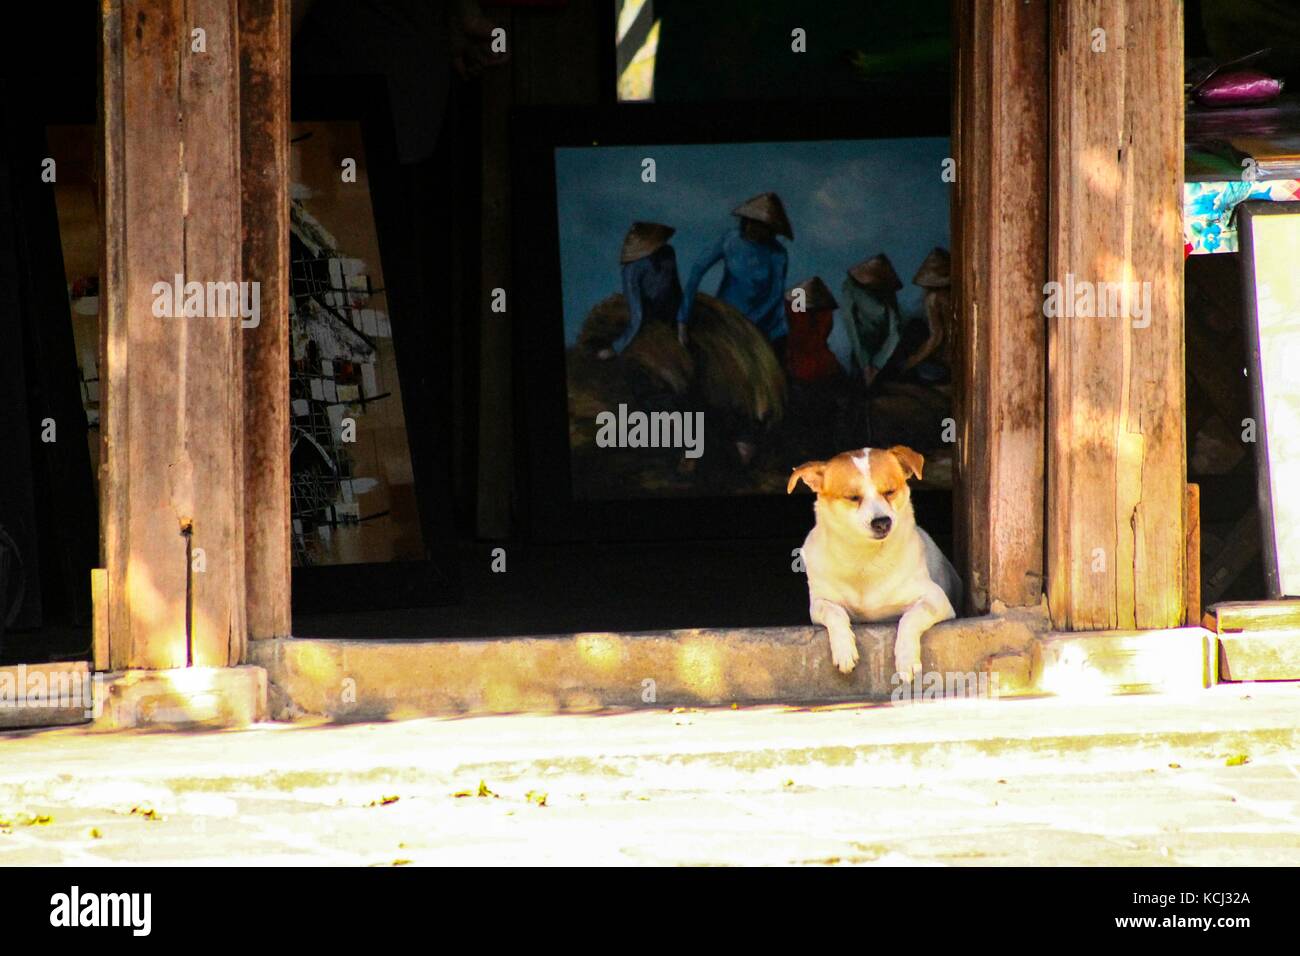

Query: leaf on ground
<box><xmin>129</xmin><ymin>806</ymin><xmax>162</xmax><ymax>821</ymax></box>
<box><xmin>454</xmin><ymin>780</ymin><xmax>497</xmax><ymax>799</ymax></box>
<box><xmin>1225</xmin><ymin>754</ymin><xmax>1250</xmax><ymax>767</ymax></box>
<box><xmin>526</xmin><ymin>790</ymin><xmax>548</xmax><ymax>807</ymax></box>
<box><xmin>1168</xmin><ymin>762</ymin><xmax>1181</xmax><ymax>769</ymax></box>
<box><xmin>367</xmin><ymin>795</ymin><xmax>400</xmax><ymax>807</ymax></box>
<box><xmin>89</xmin><ymin>828</ymin><xmax>103</xmax><ymax>839</ymax></box>
<box><xmin>20</xmin><ymin>813</ymin><xmax>53</xmax><ymax>826</ymax></box>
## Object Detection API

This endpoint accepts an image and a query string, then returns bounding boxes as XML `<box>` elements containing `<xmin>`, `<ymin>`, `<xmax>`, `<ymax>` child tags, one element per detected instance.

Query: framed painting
<box><xmin>288</xmin><ymin>79</ymin><xmax>458</xmax><ymax>612</ymax></box>
<box><xmin>513</xmin><ymin>100</ymin><xmax>953</xmax><ymax>541</ymax></box>
<box><xmin>1239</xmin><ymin>201</ymin><xmax>1300</xmax><ymax>598</ymax></box>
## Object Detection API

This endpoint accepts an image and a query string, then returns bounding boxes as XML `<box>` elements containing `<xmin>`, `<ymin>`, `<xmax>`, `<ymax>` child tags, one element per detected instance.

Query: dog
<box><xmin>788</xmin><ymin>446</ymin><xmax>961</xmax><ymax>680</ymax></box>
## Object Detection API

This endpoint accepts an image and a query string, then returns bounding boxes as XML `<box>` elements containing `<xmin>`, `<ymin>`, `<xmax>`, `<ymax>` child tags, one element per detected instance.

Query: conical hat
<box><xmin>620</xmin><ymin>222</ymin><xmax>675</xmax><ymax>264</ymax></box>
<box><xmin>731</xmin><ymin>192</ymin><xmax>793</xmax><ymax>239</ymax></box>
<box><xmin>847</xmin><ymin>253</ymin><xmax>902</xmax><ymax>292</ymax></box>
<box><xmin>912</xmin><ymin>246</ymin><xmax>951</xmax><ymax>288</ymax></box>
<box><xmin>786</xmin><ymin>276</ymin><xmax>838</xmax><ymax>311</ymax></box>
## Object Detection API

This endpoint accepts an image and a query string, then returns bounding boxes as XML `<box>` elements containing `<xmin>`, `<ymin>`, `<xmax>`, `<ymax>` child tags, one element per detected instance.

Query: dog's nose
<box><xmin>870</xmin><ymin>516</ymin><xmax>892</xmax><ymax>536</ymax></box>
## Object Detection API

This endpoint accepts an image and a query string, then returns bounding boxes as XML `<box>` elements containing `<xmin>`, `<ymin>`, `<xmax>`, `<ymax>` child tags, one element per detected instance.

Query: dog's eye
<box><xmin>846</xmin><ymin>494</ymin><xmax>862</xmax><ymax>504</ymax></box>
<box><xmin>883</xmin><ymin>489</ymin><xmax>897</xmax><ymax>501</ymax></box>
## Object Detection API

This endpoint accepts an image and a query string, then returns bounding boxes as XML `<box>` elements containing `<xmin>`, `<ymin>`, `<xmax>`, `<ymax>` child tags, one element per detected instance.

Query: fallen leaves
<box><xmin>4</xmin><ymin>812</ymin><xmax>55</xmax><ymax>827</ymax></box>
<box><xmin>453</xmin><ymin>780</ymin><xmax>498</xmax><ymax>799</ymax></box>
<box><xmin>1225</xmin><ymin>754</ymin><xmax>1250</xmax><ymax>767</ymax></box>
<box><xmin>367</xmin><ymin>795</ymin><xmax>401</xmax><ymax>807</ymax></box>
<box><xmin>129</xmin><ymin>806</ymin><xmax>162</xmax><ymax>821</ymax></box>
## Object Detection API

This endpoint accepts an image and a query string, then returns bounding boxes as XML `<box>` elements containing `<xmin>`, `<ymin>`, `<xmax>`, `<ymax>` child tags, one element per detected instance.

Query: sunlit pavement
<box><xmin>2</xmin><ymin>684</ymin><xmax>1299</xmax><ymax>866</ymax></box>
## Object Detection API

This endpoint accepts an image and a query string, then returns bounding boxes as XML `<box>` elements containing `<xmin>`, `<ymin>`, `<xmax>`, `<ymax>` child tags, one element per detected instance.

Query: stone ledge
<box><xmin>93</xmin><ymin>666</ymin><xmax>267</xmax><ymax>730</ymax></box>
<box><xmin>251</xmin><ymin>608</ymin><xmax>1050</xmax><ymax>720</ymax></box>
<box><xmin>1036</xmin><ymin>627</ymin><xmax>1218</xmax><ymax>694</ymax></box>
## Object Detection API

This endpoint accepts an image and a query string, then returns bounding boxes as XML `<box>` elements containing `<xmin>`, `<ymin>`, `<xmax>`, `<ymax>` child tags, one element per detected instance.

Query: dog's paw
<box><xmin>829</xmin><ymin>627</ymin><xmax>860</xmax><ymax>674</ymax></box>
<box><xmin>893</xmin><ymin>636</ymin><xmax>922</xmax><ymax>683</ymax></box>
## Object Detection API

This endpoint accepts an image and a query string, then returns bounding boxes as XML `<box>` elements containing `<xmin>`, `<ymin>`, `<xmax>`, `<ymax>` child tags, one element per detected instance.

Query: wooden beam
<box><xmin>1185</xmin><ymin>483</ymin><xmax>1201</xmax><ymax>625</ymax></box>
<box><xmin>100</xmin><ymin>0</ymin><xmax>246</xmax><ymax>668</ymax></box>
<box><xmin>952</xmin><ymin>0</ymin><xmax>1049</xmax><ymax>613</ymax></box>
<box><xmin>1046</xmin><ymin>0</ymin><xmax>1186</xmax><ymax>630</ymax></box>
<box><xmin>238</xmin><ymin>0</ymin><xmax>291</xmax><ymax>642</ymax></box>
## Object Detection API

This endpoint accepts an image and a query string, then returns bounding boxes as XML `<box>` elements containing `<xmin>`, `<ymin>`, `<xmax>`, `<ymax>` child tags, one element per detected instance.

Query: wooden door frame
<box><xmin>953</xmin><ymin>0</ymin><xmax>1187</xmax><ymax>630</ymax></box>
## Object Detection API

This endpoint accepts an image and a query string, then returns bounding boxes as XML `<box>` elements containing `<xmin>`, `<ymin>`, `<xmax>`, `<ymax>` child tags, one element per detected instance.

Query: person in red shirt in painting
<box><xmin>784</xmin><ymin>277</ymin><xmax>843</xmax><ymax>386</ymax></box>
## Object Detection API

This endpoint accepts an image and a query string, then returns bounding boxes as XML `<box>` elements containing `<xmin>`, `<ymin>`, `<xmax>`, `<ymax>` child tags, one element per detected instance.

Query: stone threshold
<box><xmin>0</xmin><ymin>609</ymin><xmax>1225</xmax><ymax>730</ymax></box>
<box><xmin>249</xmin><ymin>607</ymin><xmax>1218</xmax><ymax>722</ymax></box>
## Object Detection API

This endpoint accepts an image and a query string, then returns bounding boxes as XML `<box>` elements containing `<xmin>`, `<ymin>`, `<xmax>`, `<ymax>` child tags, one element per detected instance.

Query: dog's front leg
<box><xmin>894</xmin><ymin>585</ymin><xmax>955</xmax><ymax>682</ymax></box>
<box><xmin>811</xmin><ymin>598</ymin><xmax>859</xmax><ymax>674</ymax></box>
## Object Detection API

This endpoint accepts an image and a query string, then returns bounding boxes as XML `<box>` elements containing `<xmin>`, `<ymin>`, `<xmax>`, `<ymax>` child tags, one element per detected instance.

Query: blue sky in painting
<box><xmin>554</xmin><ymin>137</ymin><xmax>950</xmax><ymax>365</ymax></box>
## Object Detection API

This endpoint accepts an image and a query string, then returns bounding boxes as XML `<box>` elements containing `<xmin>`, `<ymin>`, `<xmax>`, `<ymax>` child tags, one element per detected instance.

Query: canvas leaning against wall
<box><xmin>288</xmin><ymin>122</ymin><xmax>426</xmax><ymax>567</ymax></box>
<box><xmin>554</xmin><ymin>136</ymin><xmax>953</xmax><ymax>501</ymax></box>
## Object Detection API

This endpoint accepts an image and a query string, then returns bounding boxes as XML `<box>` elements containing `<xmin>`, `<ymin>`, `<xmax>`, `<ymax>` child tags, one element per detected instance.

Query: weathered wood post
<box><xmin>1046</xmin><ymin>0</ymin><xmax>1186</xmax><ymax>629</ymax></box>
<box><xmin>952</xmin><ymin>0</ymin><xmax>1050</xmax><ymax>614</ymax></box>
<box><xmin>100</xmin><ymin>0</ymin><xmax>289</xmax><ymax>668</ymax></box>
<box><xmin>238</xmin><ymin>0</ymin><xmax>292</xmax><ymax>643</ymax></box>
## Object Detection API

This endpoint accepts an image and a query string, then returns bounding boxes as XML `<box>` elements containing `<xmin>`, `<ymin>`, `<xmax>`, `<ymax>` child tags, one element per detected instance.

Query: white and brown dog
<box><xmin>788</xmin><ymin>446</ymin><xmax>961</xmax><ymax>680</ymax></box>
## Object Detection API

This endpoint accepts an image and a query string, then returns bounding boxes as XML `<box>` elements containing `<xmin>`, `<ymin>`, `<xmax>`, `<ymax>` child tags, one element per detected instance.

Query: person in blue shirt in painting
<box><xmin>604</xmin><ymin>221</ymin><xmax>683</xmax><ymax>357</ymax></box>
<box><xmin>676</xmin><ymin>192</ymin><xmax>793</xmax><ymax>354</ymax></box>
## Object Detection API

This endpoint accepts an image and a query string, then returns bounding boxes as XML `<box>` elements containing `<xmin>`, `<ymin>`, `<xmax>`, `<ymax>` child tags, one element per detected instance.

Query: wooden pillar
<box><xmin>99</xmin><ymin>0</ymin><xmax>246</xmax><ymax>668</ymax></box>
<box><xmin>1046</xmin><ymin>0</ymin><xmax>1186</xmax><ymax>629</ymax></box>
<box><xmin>238</xmin><ymin>0</ymin><xmax>291</xmax><ymax>641</ymax></box>
<box><xmin>952</xmin><ymin>0</ymin><xmax>1049</xmax><ymax>613</ymax></box>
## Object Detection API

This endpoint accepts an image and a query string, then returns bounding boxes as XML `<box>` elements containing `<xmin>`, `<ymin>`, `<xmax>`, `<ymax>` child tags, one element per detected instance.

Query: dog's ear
<box><xmin>787</xmin><ymin>460</ymin><xmax>827</xmax><ymax>494</ymax></box>
<box><xmin>889</xmin><ymin>445</ymin><xmax>924</xmax><ymax>481</ymax></box>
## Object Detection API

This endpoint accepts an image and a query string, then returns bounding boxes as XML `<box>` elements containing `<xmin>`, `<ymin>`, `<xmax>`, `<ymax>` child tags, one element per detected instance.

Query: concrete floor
<box><xmin>2</xmin><ymin>685</ymin><xmax>1298</xmax><ymax>866</ymax></box>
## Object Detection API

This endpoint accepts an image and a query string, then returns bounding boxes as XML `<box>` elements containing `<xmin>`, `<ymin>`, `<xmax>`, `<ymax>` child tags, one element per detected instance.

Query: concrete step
<box><xmin>3</xmin><ymin>684</ymin><xmax>1296</xmax><ymax>805</ymax></box>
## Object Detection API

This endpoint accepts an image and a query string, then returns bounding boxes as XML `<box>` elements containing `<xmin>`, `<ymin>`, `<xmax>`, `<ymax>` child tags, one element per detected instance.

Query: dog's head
<box><xmin>786</xmin><ymin>446</ymin><xmax>924</xmax><ymax>542</ymax></box>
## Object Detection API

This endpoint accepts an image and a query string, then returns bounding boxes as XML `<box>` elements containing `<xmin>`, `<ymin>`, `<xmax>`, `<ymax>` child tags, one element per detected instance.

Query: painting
<box><xmin>288</xmin><ymin>121</ymin><xmax>426</xmax><ymax>568</ymax></box>
<box><xmin>553</xmin><ymin>135</ymin><xmax>953</xmax><ymax>502</ymax></box>
<box><xmin>1239</xmin><ymin>202</ymin><xmax>1300</xmax><ymax>597</ymax></box>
